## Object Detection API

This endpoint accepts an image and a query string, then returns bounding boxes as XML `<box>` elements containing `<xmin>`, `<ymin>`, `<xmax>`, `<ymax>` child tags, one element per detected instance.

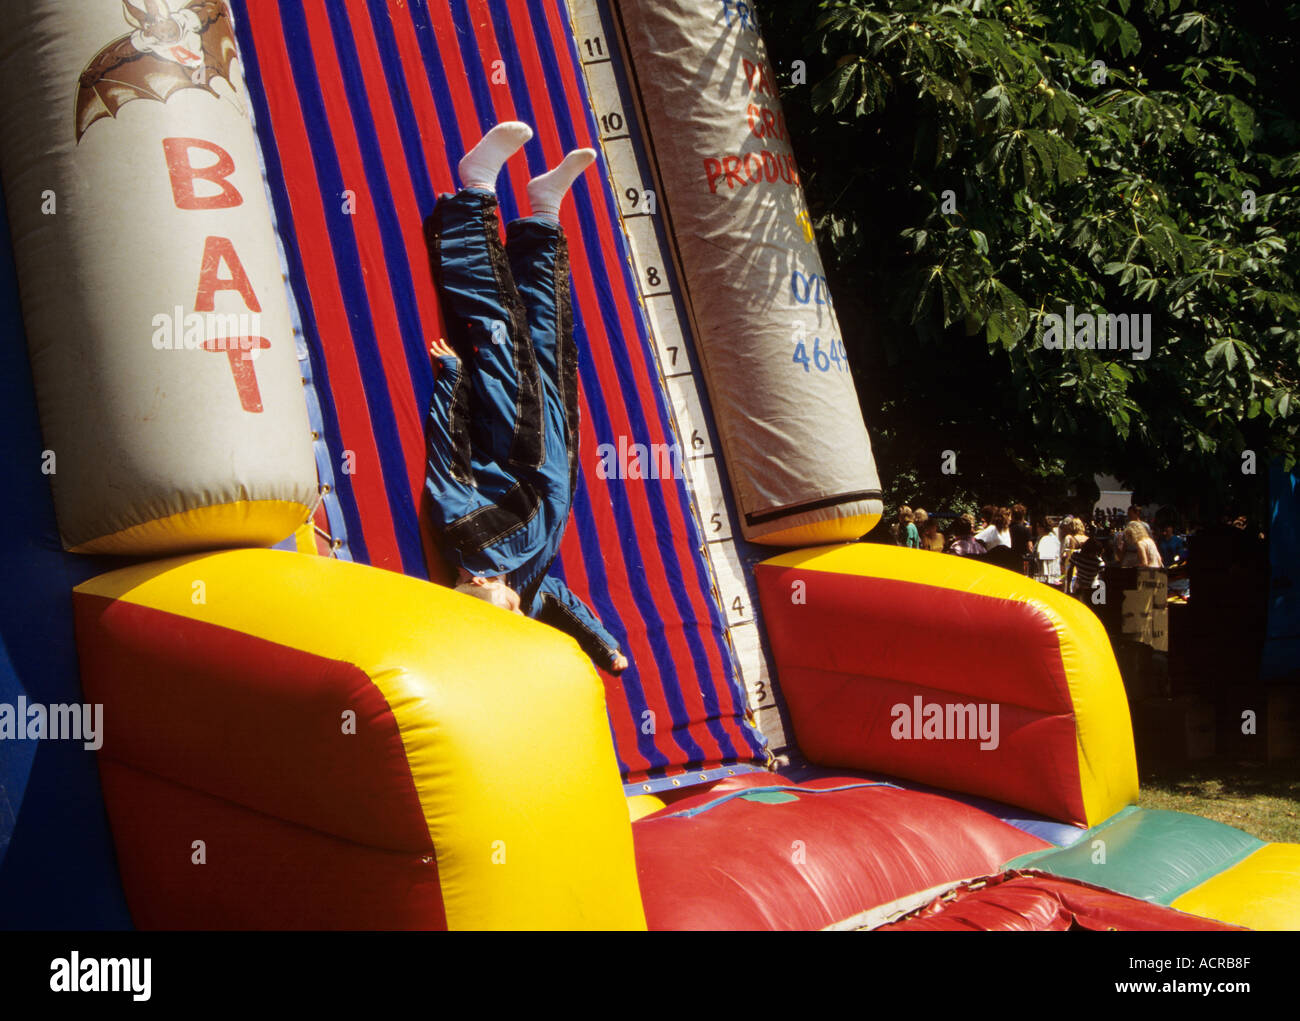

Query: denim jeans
<box><xmin>425</xmin><ymin>189</ymin><xmax>622</xmax><ymax>670</ymax></box>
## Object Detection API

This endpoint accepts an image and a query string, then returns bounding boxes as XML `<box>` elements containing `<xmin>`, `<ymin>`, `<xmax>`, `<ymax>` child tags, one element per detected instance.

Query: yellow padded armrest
<box><xmin>75</xmin><ymin>548</ymin><xmax>646</xmax><ymax>930</ymax></box>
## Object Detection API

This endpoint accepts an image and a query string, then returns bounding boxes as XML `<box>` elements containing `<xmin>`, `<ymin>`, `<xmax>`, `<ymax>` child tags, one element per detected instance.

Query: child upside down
<box><xmin>425</xmin><ymin>121</ymin><xmax>628</xmax><ymax>674</ymax></box>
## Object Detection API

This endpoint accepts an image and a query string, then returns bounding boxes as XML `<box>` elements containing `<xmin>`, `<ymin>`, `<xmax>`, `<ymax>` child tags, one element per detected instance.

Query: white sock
<box><xmin>457</xmin><ymin>121</ymin><xmax>533</xmax><ymax>192</ymax></box>
<box><xmin>527</xmin><ymin>149</ymin><xmax>597</xmax><ymax>221</ymax></box>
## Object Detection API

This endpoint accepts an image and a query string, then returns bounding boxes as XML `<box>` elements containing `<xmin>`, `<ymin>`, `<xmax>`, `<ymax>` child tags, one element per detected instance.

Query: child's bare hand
<box><xmin>430</xmin><ymin>337</ymin><xmax>458</xmax><ymax>362</ymax></box>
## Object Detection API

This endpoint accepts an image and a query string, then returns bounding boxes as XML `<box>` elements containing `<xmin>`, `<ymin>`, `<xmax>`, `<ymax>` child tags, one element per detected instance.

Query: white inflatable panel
<box><xmin>615</xmin><ymin>0</ymin><xmax>882</xmax><ymax>544</ymax></box>
<box><xmin>0</xmin><ymin>0</ymin><xmax>316</xmax><ymax>553</ymax></box>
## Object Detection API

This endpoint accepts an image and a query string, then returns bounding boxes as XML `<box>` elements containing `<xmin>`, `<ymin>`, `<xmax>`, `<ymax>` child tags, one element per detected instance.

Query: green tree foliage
<box><xmin>763</xmin><ymin>0</ymin><xmax>1300</xmax><ymax>519</ymax></box>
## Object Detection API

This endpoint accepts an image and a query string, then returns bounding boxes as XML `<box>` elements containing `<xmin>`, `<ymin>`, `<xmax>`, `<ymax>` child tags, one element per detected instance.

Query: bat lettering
<box><xmin>194</xmin><ymin>235</ymin><xmax>261</xmax><ymax>313</ymax></box>
<box><xmin>163</xmin><ymin>137</ymin><xmax>242</xmax><ymax>210</ymax></box>
<box><xmin>192</xmin><ymin>237</ymin><xmax>268</xmax><ymax>411</ymax></box>
<box><xmin>202</xmin><ymin>335</ymin><xmax>271</xmax><ymax>413</ymax></box>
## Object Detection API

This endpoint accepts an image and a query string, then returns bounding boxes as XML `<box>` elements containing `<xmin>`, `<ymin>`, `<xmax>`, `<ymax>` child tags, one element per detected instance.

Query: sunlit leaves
<box><xmin>769</xmin><ymin>0</ymin><xmax>1300</xmax><ymax>489</ymax></box>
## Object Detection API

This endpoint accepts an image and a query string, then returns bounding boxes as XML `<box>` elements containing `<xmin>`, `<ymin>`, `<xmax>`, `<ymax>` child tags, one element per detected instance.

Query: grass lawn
<box><xmin>1139</xmin><ymin>756</ymin><xmax>1300</xmax><ymax>843</ymax></box>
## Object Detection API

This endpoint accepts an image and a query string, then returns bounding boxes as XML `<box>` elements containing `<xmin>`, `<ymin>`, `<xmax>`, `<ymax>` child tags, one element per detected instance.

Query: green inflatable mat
<box><xmin>1003</xmin><ymin>805</ymin><xmax>1264</xmax><ymax>904</ymax></box>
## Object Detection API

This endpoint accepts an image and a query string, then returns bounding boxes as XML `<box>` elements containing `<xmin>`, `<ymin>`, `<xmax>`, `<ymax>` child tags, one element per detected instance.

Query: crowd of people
<box><xmin>887</xmin><ymin>502</ymin><xmax>1190</xmax><ymax>602</ymax></box>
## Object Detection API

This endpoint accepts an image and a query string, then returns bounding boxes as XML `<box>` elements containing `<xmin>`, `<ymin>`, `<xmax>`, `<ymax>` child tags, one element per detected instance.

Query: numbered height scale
<box><xmin>564</xmin><ymin>0</ymin><xmax>789</xmax><ymax>757</ymax></box>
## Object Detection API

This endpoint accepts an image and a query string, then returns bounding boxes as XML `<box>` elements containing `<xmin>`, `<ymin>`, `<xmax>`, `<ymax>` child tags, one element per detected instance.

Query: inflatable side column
<box><xmin>0</xmin><ymin>0</ymin><xmax>316</xmax><ymax>554</ymax></box>
<box><xmin>614</xmin><ymin>1</ymin><xmax>882</xmax><ymax>546</ymax></box>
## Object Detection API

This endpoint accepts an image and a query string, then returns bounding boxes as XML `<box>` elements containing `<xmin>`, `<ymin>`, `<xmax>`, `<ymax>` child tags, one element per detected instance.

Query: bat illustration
<box><xmin>75</xmin><ymin>0</ymin><xmax>241</xmax><ymax>143</ymax></box>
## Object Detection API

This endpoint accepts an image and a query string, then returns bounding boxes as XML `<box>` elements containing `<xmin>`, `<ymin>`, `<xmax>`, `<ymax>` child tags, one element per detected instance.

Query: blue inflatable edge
<box><xmin>0</xmin><ymin>188</ymin><xmax>133</xmax><ymax>928</ymax></box>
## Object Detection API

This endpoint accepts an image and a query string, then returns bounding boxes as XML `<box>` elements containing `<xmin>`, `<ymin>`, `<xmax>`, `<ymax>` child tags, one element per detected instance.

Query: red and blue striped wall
<box><xmin>229</xmin><ymin>0</ymin><xmax>767</xmax><ymax>785</ymax></box>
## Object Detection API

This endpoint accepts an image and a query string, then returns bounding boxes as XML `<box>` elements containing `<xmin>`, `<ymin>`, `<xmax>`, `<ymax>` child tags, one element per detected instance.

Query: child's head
<box><xmin>898</xmin><ymin>505</ymin><xmax>914</xmax><ymax>524</ymax></box>
<box><xmin>454</xmin><ymin>569</ymin><xmax>523</xmax><ymax>614</ymax></box>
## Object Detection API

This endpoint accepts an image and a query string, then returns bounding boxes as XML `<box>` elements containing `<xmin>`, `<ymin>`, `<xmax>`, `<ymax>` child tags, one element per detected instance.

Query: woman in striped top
<box><xmin>1069</xmin><ymin>536</ymin><xmax>1106</xmax><ymax>600</ymax></box>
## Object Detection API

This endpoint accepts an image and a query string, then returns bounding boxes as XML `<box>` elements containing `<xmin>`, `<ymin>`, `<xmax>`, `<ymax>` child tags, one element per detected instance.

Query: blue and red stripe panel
<box><xmin>228</xmin><ymin>0</ymin><xmax>766</xmax><ymax>783</ymax></box>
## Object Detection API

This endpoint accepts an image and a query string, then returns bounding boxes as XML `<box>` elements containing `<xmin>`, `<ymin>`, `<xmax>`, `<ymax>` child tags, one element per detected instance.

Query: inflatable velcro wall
<box><xmin>0</xmin><ymin>0</ymin><xmax>316</xmax><ymax>554</ymax></box>
<box><xmin>616</xmin><ymin>1</ymin><xmax>882</xmax><ymax>546</ymax></box>
<box><xmin>755</xmin><ymin>544</ymin><xmax>1140</xmax><ymax>827</ymax></box>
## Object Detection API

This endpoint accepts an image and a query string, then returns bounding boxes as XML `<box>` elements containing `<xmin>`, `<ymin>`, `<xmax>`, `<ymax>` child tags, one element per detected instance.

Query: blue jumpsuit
<box><xmin>424</xmin><ymin>188</ymin><xmax>624</xmax><ymax>672</ymax></box>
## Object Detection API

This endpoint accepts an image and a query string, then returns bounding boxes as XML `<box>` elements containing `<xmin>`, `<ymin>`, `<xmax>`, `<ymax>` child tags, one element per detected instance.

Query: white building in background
<box><xmin>1095</xmin><ymin>474</ymin><xmax>1163</xmax><ymax>521</ymax></box>
<box><xmin>1095</xmin><ymin>475</ymin><xmax>1132</xmax><ymax>516</ymax></box>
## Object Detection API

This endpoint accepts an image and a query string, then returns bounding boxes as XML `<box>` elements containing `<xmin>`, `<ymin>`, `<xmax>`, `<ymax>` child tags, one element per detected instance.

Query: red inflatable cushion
<box><xmin>633</xmin><ymin>774</ymin><xmax>1049</xmax><ymax>929</ymax></box>
<box><xmin>879</xmin><ymin>871</ymin><xmax>1244</xmax><ymax>931</ymax></box>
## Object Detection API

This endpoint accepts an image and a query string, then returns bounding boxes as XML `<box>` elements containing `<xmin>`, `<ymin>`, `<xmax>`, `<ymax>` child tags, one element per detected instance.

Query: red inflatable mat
<box><xmin>877</xmin><ymin>870</ymin><xmax>1244</xmax><ymax>931</ymax></box>
<box><xmin>633</xmin><ymin>774</ymin><xmax>1050</xmax><ymax>930</ymax></box>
